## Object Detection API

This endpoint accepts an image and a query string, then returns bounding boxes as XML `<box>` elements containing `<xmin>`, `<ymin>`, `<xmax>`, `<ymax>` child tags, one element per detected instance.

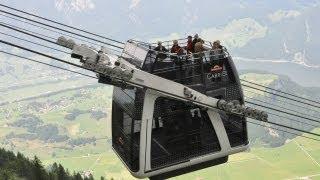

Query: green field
<box><xmin>42</xmin><ymin>134</ymin><xmax>320</xmax><ymax>180</ymax></box>
<box><xmin>1</xmin><ymin>73</ymin><xmax>320</xmax><ymax>179</ymax></box>
<box><xmin>175</xmin><ymin>136</ymin><xmax>320</xmax><ymax>180</ymax></box>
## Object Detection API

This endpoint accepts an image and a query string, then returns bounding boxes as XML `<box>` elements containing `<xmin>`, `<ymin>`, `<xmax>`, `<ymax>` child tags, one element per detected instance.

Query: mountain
<box><xmin>241</xmin><ymin>72</ymin><xmax>320</xmax><ymax>147</ymax></box>
<box><xmin>230</xmin><ymin>5</ymin><xmax>320</xmax><ymax>87</ymax></box>
<box><xmin>233</xmin><ymin>5</ymin><xmax>320</xmax><ymax>65</ymax></box>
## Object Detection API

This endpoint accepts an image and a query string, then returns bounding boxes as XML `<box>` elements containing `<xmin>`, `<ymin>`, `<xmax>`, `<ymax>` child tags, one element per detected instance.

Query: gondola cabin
<box><xmin>100</xmin><ymin>39</ymin><xmax>248</xmax><ymax>179</ymax></box>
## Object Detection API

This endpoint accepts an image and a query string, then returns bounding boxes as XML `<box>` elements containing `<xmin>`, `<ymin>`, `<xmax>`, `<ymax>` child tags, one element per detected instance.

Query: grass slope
<box><xmin>174</xmin><ymin>134</ymin><xmax>320</xmax><ymax>180</ymax></box>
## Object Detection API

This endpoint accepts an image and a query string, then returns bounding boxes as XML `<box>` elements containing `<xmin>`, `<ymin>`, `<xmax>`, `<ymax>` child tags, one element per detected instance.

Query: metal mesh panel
<box><xmin>150</xmin><ymin>97</ymin><xmax>221</xmax><ymax>169</ymax></box>
<box><xmin>222</xmin><ymin>83</ymin><xmax>248</xmax><ymax>147</ymax></box>
<box><xmin>220</xmin><ymin>113</ymin><xmax>247</xmax><ymax>147</ymax></box>
<box><xmin>225</xmin><ymin>83</ymin><xmax>242</xmax><ymax>101</ymax></box>
<box><xmin>112</xmin><ymin>87</ymin><xmax>145</xmax><ymax>172</ymax></box>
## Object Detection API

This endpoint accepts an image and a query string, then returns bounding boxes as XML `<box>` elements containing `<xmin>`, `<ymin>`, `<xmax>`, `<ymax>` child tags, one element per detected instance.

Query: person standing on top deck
<box><xmin>210</xmin><ymin>40</ymin><xmax>224</xmax><ymax>61</ymax></box>
<box><xmin>186</xmin><ymin>35</ymin><xmax>193</xmax><ymax>54</ymax></box>
<box><xmin>170</xmin><ymin>40</ymin><xmax>185</xmax><ymax>82</ymax></box>
<box><xmin>193</xmin><ymin>38</ymin><xmax>206</xmax><ymax>84</ymax></box>
<box><xmin>192</xmin><ymin>34</ymin><xmax>200</xmax><ymax>52</ymax></box>
<box><xmin>170</xmin><ymin>40</ymin><xmax>183</xmax><ymax>54</ymax></box>
<box><xmin>194</xmin><ymin>38</ymin><xmax>205</xmax><ymax>63</ymax></box>
<box><xmin>184</xmin><ymin>36</ymin><xmax>194</xmax><ymax>79</ymax></box>
<box><xmin>150</xmin><ymin>41</ymin><xmax>168</xmax><ymax>73</ymax></box>
<box><xmin>210</xmin><ymin>40</ymin><xmax>225</xmax><ymax>81</ymax></box>
<box><xmin>171</xmin><ymin>40</ymin><xmax>184</xmax><ymax>61</ymax></box>
<box><xmin>154</xmin><ymin>41</ymin><xmax>168</xmax><ymax>60</ymax></box>
<box><xmin>154</xmin><ymin>41</ymin><xmax>168</xmax><ymax>52</ymax></box>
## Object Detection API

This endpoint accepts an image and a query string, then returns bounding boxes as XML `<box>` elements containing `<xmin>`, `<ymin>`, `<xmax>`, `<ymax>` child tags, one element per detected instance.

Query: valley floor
<box><xmin>0</xmin><ymin>73</ymin><xmax>319</xmax><ymax>179</ymax></box>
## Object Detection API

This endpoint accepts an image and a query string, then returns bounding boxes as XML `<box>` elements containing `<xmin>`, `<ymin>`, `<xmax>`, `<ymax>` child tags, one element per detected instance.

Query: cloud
<box><xmin>128</xmin><ymin>13</ymin><xmax>142</xmax><ymax>25</ymax></box>
<box><xmin>55</xmin><ymin>0</ymin><xmax>95</xmax><ymax>12</ymax></box>
<box><xmin>182</xmin><ymin>7</ymin><xmax>199</xmax><ymax>25</ymax></box>
<box><xmin>149</xmin><ymin>33</ymin><xmax>182</xmax><ymax>43</ymax></box>
<box><xmin>305</xmin><ymin>20</ymin><xmax>311</xmax><ymax>42</ymax></box>
<box><xmin>129</xmin><ymin>0</ymin><xmax>141</xmax><ymax>10</ymax></box>
<box><xmin>268</xmin><ymin>10</ymin><xmax>301</xmax><ymax>23</ymax></box>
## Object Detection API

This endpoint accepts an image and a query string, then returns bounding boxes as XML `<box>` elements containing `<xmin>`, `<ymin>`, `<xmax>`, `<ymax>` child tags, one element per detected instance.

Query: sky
<box><xmin>1</xmin><ymin>0</ymin><xmax>317</xmax><ymax>42</ymax></box>
<box><xmin>1</xmin><ymin>0</ymin><xmax>320</xmax><ymax>86</ymax></box>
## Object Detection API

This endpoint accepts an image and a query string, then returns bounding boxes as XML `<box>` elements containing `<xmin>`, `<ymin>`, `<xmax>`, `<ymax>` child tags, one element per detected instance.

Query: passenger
<box><xmin>192</xmin><ymin>34</ymin><xmax>200</xmax><ymax>50</ymax></box>
<box><xmin>154</xmin><ymin>41</ymin><xmax>168</xmax><ymax>60</ymax></box>
<box><xmin>192</xmin><ymin>39</ymin><xmax>207</xmax><ymax>81</ymax></box>
<box><xmin>215</xmin><ymin>40</ymin><xmax>225</xmax><ymax>51</ymax></box>
<box><xmin>185</xmin><ymin>35</ymin><xmax>193</xmax><ymax>54</ymax></box>
<box><xmin>194</xmin><ymin>38</ymin><xmax>205</xmax><ymax>62</ymax></box>
<box><xmin>154</xmin><ymin>41</ymin><xmax>168</xmax><ymax>52</ymax></box>
<box><xmin>183</xmin><ymin>36</ymin><xmax>194</xmax><ymax>80</ymax></box>
<box><xmin>170</xmin><ymin>40</ymin><xmax>183</xmax><ymax>54</ymax></box>
<box><xmin>210</xmin><ymin>40</ymin><xmax>225</xmax><ymax>81</ymax></box>
<box><xmin>210</xmin><ymin>40</ymin><xmax>224</xmax><ymax>61</ymax></box>
<box><xmin>170</xmin><ymin>40</ymin><xmax>185</xmax><ymax>81</ymax></box>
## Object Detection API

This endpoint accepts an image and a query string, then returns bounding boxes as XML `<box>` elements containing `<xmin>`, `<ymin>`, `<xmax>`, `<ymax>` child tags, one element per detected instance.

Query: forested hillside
<box><xmin>0</xmin><ymin>148</ymin><xmax>104</xmax><ymax>180</ymax></box>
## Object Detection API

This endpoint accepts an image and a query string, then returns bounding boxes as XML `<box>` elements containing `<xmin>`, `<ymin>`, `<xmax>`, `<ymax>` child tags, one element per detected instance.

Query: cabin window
<box><xmin>150</xmin><ymin>97</ymin><xmax>221</xmax><ymax>169</ymax></box>
<box><xmin>112</xmin><ymin>87</ymin><xmax>143</xmax><ymax>172</ymax></box>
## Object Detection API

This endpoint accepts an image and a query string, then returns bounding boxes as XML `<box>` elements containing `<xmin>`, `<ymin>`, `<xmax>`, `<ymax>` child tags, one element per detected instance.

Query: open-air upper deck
<box><xmin>120</xmin><ymin>39</ymin><xmax>237</xmax><ymax>95</ymax></box>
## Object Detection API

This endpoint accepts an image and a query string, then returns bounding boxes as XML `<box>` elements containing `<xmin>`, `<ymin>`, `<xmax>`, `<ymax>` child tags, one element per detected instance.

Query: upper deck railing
<box><xmin>131</xmin><ymin>38</ymin><xmax>213</xmax><ymax>49</ymax></box>
<box><xmin>123</xmin><ymin>39</ymin><xmax>230</xmax><ymax>66</ymax></box>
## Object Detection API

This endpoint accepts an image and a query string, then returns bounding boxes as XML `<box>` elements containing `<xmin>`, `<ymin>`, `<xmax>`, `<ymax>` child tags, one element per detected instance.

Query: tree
<box><xmin>32</xmin><ymin>156</ymin><xmax>48</xmax><ymax>180</ymax></box>
<box><xmin>73</xmin><ymin>172</ymin><xmax>83</xmax><ymax>180</ymax></box>
<box><xmin>83</xmin><ymin>174</ymin><xmax>94</xmax><ymax>180</ymax></box>
<box><xmin>58</xmin><ymin>164</ymin><xmax>67</xmax><ymax>180</ymax></box>
<box><xmin>0</xmin><ymin>169</ymin><xmax>15</xmax><ymax>180</ymax></box>
<box><xmin>0</xmin><ymin>148</ymin><xmax>97</xmax><ymax>180</ymax></box>
<box><xmin>16</xmin><ymin>152</ymin><xmax>32</xmax><ymax>178</ymax></box>
<box><xmin>48</xmin><ymin>171</ymin><xmax>57</xmax><ymax>180</ymax></box>
<box><xmin>88</xmin><ymin>174</ymin><xmax>94</xmax><ymax>180</ymax></box>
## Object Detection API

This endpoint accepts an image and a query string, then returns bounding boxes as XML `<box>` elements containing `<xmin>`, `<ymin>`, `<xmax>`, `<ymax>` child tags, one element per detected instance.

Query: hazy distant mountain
<box><xmin>233</xmin><ymin>5</ymin><xmax>320</xmax><ymax>66</ymax></box>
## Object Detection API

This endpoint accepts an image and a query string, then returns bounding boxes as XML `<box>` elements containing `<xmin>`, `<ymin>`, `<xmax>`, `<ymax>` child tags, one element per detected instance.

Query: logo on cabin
<box><xmin>207</xmin><ymin>65</ymin><xmax>225</xmax><ymax>80</ymax></box>
<box><xmin>210</xmin><ymin>65</ymin><xmax>223</xmax><ymax>73</ymax></box>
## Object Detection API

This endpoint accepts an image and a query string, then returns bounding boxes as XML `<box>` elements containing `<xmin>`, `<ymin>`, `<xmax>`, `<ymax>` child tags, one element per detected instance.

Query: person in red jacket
<box><xmin>170</xmin><ymin>40</ymin><xmax>183</xmax><ymax>54</ymax></box>
<box><xmin>185</xmin><ymin>35</ymin><xmax>193</xmax><ymax>54</ymax></box>
<box><xmin>170</xmin><ymin>40</ymin><xmax>184</xmax><ymax>62</ymax></box>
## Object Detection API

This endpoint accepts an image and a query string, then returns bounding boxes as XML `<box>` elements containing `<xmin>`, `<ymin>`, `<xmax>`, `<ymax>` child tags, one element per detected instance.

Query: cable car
<box><xmin>99</xmin><ymin>39</ymin><xmax>248</xmax><ymax>179</ymax></box>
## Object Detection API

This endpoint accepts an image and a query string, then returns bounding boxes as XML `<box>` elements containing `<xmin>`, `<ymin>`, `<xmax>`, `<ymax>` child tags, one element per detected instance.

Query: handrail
<box><xmin>121</xmin><ymin>40</ymin><xmax>229</xmax><ymax>72</ymax></box>
<box><xmin>123</xmin><ymin>51</ymin><xmax>227</xmax><ymax>70</ymax></box>
<box><xmin>131</xmin><ymin>41</ymin><xmax>229</xmax><ymax>60</ymax></box>
<box><xmin>131</xmin><ymin>38</ymin><xmax>216</xmax><ymax>50</ymax></box>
